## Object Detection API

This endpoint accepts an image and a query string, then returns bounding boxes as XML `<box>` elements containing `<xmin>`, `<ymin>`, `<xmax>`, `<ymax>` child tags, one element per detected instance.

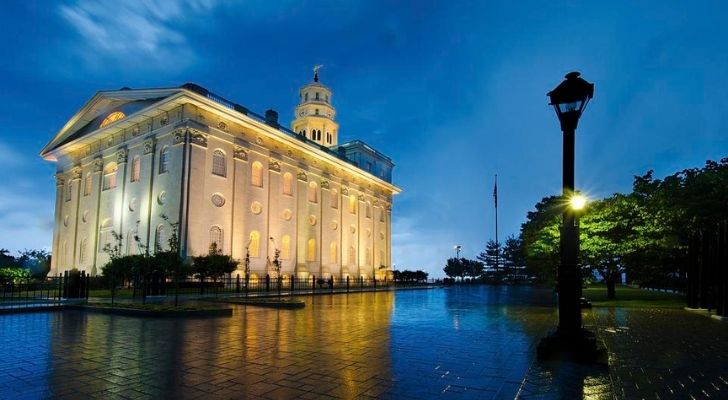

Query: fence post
<box><xmin>360</xmin><ymin>276</ymin><xmax>363</xmax><ymax>291</ymax></box>
<box><xmin>236</xmin><ymin>274</ymin><xmax>241</xmax><ymax>294</ymax></box>
<box><xmin>346</xmin><ymin>276</ymin><xmax>350</xmax><ymax>293</ymax></box>
<box><xmin>374</xmin><ymin>277</ymin><xmax>377</xmax><ymax>290</ymax></box>
<box><xmin>266</xmin><ymin>274</ymin><xmax>270</xmax><ymax>292</ymax></box>
<box><xmin>312</xmin><ymin>275</ymin><xmax>316</xmax><ymax>294</ymax></box>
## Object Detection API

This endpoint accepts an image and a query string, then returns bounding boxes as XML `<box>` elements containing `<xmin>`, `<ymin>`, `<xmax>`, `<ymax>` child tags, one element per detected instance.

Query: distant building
<box><xmin>40</xmin><ymin>70</ymin><xmax>400</xmax><ymax>281</ymax></box>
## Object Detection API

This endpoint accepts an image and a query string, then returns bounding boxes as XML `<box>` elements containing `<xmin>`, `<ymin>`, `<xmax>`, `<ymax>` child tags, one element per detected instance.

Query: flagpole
<box><xmin>494</xmin><ymin>174</ymin><xmax>499</xmax><ymax>278</ymax></box>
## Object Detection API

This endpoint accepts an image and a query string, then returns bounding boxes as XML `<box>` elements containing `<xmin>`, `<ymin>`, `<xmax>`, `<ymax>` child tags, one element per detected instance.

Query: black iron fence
<box><xmin>105</xmin><ymin>273</ymin><xmax>436</xmax><ymax>302</ymax></box>
<box><xmin>1</xmin><ymin>270</ymin><xmax>90</xmax><ymax>308</ymax></box>
<box><xmin>687</xmin><ymin>221</ymin><xmax>728</xmax><ymax>316</ymax></box>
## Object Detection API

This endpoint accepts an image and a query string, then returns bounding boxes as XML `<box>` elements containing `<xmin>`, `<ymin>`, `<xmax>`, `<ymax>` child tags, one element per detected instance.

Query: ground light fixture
<box><xmin>537</xmin><ymin>72</ymin><xmax>605</xmax><ymax>363</ymax></box>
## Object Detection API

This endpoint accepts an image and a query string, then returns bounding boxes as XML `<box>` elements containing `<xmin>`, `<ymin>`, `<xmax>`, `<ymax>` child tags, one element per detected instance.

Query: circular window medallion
<box><xmin>129</xmin><ymin>198</ymin><xmax>137</xmax><ymax>212</ymax></box>
<box><xmin>217</xmin><ymin>121</ymin><xmax>227</xmax><ymax>130</ymax></box>
<box><xmin>282</xmin><ymin>209</ymin><xmax>292</xmax><ymax>221</ymax></box>
<box><xmin>157</xmin><ymin>191</ymin><xmax>167</xmax><ymax>205</ymax></box>
<box><xmin>63</xmin><ymin>215</ymin><xmax>69</xmax><ymax>227</ymax></box>
<box><xmin>250</xmin><ymin>201</ymin><xmax>262</xmax><ymax>215</ymax></box>
<box><xmin>350</xmin><ymin>225</ymin><xmax>356</xmax><ymax>234</ymax></box>
<box><xmin>211</xmin><ymin>194</ymin><xmax>226</xmax><ymax>207</ymax></box>
<box><xmin>330</xmin><ymin>221</ymin><xmax>338</xmax><ymax>230</ymax></box>
<box><xmin>308</xmin><ymin>215</ymin><xmax>317</xmax><ymax>226</ymax></box>
<box><xmin>82</xmin><ymin>210</ymin><xmax>89</xmax><ymax>223</ymax></box>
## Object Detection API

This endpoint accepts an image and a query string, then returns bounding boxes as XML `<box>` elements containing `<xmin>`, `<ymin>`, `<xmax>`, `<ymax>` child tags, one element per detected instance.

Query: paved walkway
<box><xmin>0</xmin><ymin>286</ymin><xmax>725</xmax><ymax>399</ymax></box>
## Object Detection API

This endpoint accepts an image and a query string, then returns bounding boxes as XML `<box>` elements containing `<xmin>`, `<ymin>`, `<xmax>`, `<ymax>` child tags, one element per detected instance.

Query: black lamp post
<box><xmin>538</xmin><ymin>72</ymin><xmax>602</xmax><ymax>361</ymax></box>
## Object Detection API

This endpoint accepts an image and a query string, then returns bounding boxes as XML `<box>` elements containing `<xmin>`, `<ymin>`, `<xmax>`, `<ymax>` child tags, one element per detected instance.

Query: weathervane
<box><xmin>313</xmin><ymin>64</ymin><xmax>323</xmax><ymax>82</ymax></box>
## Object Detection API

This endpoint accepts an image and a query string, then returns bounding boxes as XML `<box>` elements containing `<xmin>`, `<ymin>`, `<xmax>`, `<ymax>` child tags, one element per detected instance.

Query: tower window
<box><xmin>315</xmin><ymin>92</ymin><xmax>320</xmax><ymax>100</ymax></box>
<box><xmin>305</xmin><ymin>93</ymin><xmax>308</xmax><ymax>101</ymax></box>
<box><xmin>315</xmin><ymin>109</ymin><xmax>319</xmax><ymax>115</ymax></box>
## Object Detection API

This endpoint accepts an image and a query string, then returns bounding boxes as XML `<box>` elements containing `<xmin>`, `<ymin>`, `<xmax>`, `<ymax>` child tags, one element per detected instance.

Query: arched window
<box><xmin>302</xmin><ymin>129</ymin><xmax>306</xmax><ymax>137</ymax></box>
<box><xmin>317</xmin><ymin>130</ymin><xmax>322</xmax><ymax>140</ymax></box>
<box><xmin>155</xmin><ymin>225</ymin><xmax>166</xmax><ymax>252</ymax></box>
<box><xmin>331</xmin><ymin>189</ymin><xmax>338</xmax><ymax>209</ymax></box>
<box><xmin>348</xmin><ymin>246</ymin><xmax>356</xmax><ymax>266</ymax></box>
<box><xmin>307</xmin><ymin>239</ymin><xmax>316</xmax><ymax>262</ymax></box>
<box><xmin>79</xmin><ymin>238</ymin><xmax>87</xmax><ymax>265</ymax></box>
<box><xmin>130</xmin><ymin>156</ymin><xmax>141</xmax><ymax>182</ymax></box>
<box><xmin>315</xmin><ymin>92</ymin><xmax>320</xmax><ymax>100</ymax></box>
<box><xmin>159</xmin><ymin>146</ymin><xmax>169</xmax><ymax>174</ymax></box>
<box><xmin>282</xmin><ymin>172</ymin><xmax>293</xmax><ymax>196</ymax></box>
<box><xmin>308</xmin><ymin>181</ymin><xmax>318</xmax><ymax>203</ymax></box>
<box><xmin>84</xmin><ymin>173</ymin><xmax>92</xmax><ymax>196</ymax></box>
<box><xmin>315</xmin><ymin>109</ymin><xmax>319</xmax><ymax>115</ymax></box>
<box><xmin>349</xmin><ymin>195</ymin><xmax>357</xmax><ymax>214</ymax></box>
<box><xmin>212</xmin><ymin>149</ymin><xmax>226</xmax><ymax>177</ymax></box>
<box><xmin>304</xmin><ymin>93</ymin><xmax>308</xmax><ymax>101</ymax></box>
<box><xmin>366</xmin><ymin>202</ymin><xmax>372</xmax><ymax>218</ymax></box>
<box><xmin>249</xmin><ymin>231</ymin><xmax>260</xmax><ymax>257</ymax></box>
<box><xmin>281</xmin><ymin>235</ymin><xmax>291</xmax><ymax>260</ymax></box>
<box><xmin>209</xmin><ymin>226</ymin><xmax>223</xmax><ymax>252</ymax></box>
<box><xmin>102</xmin><ymin>163</ymin><xmax>117</xmax><ymax>190</ymax></box>
<box><xmin>99</xmin><ymin>218</ymin><xmax>113</xmax><ymax>252</ymax></box>
<box><xmin>127</xmin><ymin>230</ymin><xmax>138</xmax><ymax>255</ymax></box>
<box><xmin>251</xmin><ymin>161</ymin><xmax>263</xmax><ymax>187</ymax></box>
<box><xmin>330</xmin><ymin>242</ymin><xmax>337</xmax><ymax>264</ymax></box>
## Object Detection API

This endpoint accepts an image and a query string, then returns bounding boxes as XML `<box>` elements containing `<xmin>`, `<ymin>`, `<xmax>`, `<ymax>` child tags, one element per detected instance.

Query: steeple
<box><xmin>291</xmin><ymin>66</ymin><xmax>339</xmax><ymax>147</ymax></box>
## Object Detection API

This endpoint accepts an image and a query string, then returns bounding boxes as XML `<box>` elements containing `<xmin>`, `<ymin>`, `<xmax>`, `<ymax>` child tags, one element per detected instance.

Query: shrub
<box><xmin>0</xmin><ymin>267</ymin><xmax>31</xmax><ymax>284</ymax></box>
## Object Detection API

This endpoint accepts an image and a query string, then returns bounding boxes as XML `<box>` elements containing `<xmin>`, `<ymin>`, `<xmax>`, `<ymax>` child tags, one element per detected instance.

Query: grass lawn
<box><xmin>584</xmin><ymin>285</ymin><xmax>686</xmax><ymax>309</ymax></box>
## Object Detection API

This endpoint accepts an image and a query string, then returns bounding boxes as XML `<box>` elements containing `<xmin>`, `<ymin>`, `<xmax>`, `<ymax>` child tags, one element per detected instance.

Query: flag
<box><xmin>493</xmin><ymin>174</ymin><xmax>498</xmax><ymax>208</ymax></box>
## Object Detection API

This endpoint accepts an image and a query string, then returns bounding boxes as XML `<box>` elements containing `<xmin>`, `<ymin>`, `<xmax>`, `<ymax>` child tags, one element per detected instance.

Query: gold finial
<box><xmin>313</xmin><ymin>64</ymin><xmax>323</xmax><ymax>82</ymax></box>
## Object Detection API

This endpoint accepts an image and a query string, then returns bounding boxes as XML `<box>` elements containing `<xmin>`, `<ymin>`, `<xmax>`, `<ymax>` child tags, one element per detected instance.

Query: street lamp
<box><xmin>538</xmin><ymin>72</ymin><xmax>603</xmax><ymax>362</ymax></box>
<box><xmin>454</xmin><ymin>245</ymin><xmax>462</xmax><ymax>259</ymax></box>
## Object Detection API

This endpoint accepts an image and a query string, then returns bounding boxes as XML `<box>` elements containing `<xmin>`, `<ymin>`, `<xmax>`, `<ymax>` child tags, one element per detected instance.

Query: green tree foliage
<box><xmin>0</xmin><ymin>267</ymin><xmax>31</xmax><ymax>284</ymax></box>
<box><xmin>520</xmin><ymin>158</ymin><xmax>728</xmax><ymax>296</ymax></box>
<box><xmin>393</xmin><ymin>269</ymin><xmax>429</xmax><ymax>282</ymax></box>
<box><xmin>443</xmin><ymin>257</ymin><xmax>466</xmax><ymax>281</ymax></box>
<box><xmin>17</xmin><ymin>249</ymin><xmax>51</xmax><ymax>279</ymax></box>
<box><xmin>502</xmin><ymin>235</ymin><xmax>525</xmax><ymax>280</ymax></box>
<box><xmin>0</xmin><ymin>248</ymin><xmax>19</xmax><ymax>268</ymax></box>
<box><xmin>191</xmin><ymin>243</ymin><xmax>239</xmax><ymax>281</ymax></box>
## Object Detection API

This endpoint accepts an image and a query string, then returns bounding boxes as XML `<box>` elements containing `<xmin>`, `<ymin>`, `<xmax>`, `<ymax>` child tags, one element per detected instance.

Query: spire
<box><xmin>313</xmin><ymin>64</ymin><xmax>323</xmax><ymax>82</ymax></box>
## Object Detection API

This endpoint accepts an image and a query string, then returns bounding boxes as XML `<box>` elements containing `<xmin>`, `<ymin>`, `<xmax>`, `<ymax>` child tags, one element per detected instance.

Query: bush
<box><xmin>0</xmin><ymin>267</ymin><xmax>31</xmax><ymax>284</ymax></box>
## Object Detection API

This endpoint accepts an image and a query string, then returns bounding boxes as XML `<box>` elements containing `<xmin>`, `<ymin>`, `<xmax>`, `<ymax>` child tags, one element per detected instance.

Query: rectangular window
<box><xmin>102</xmin><ymin>174</ymin><xmax>116</xmax><ymax>191</ymax></box>
<box><xmin>65</xmin><ymin>184</ymin><xmax>72</xmax><ymax>201</ymax></box>
<box><xmin>83</xmin><ymin>175</ymin><xmax>92</xmax><ymax>196</ymax></box>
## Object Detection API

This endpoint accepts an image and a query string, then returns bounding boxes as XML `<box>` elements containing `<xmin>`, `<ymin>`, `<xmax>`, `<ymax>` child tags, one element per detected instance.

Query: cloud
<box><xmin>58</xmin><ymin>0</ymin><xmax>216</xmax><ymax>70</ymax></box>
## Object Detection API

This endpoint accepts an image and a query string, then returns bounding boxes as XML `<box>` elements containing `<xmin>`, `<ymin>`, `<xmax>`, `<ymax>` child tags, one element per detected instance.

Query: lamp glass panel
<box><xmin>558</xmin><ymin>100</ymin><xmax>583</xmax><ymax>113</ymax></box>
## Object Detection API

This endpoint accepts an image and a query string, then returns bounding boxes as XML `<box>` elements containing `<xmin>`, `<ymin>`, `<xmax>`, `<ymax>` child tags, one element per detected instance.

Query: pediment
<box><xmin>40</xmin><ymin>87</ymin><xmax>182</xmax><ymax>159</ymax></box>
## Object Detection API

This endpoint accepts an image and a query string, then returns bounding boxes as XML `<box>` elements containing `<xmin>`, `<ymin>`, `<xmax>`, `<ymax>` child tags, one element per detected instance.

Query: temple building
<box><xmin>40</xmin><ymin>69</ymin><xmax>400</xmax><ymax>281</ymax></box>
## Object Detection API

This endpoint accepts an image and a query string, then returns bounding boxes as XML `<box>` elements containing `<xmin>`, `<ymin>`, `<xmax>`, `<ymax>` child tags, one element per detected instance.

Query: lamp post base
<box><xmin>537</xmin><ymin>328</ymin><xmax>607</xmax><ymax>364</ymax></box>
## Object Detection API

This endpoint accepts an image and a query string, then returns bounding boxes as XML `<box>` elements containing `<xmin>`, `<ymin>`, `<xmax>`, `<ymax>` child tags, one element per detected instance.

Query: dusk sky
<box><xmin>1</xmin><ymin>1</ymin><xmax>726</xmax><ymax>277</ymax></box>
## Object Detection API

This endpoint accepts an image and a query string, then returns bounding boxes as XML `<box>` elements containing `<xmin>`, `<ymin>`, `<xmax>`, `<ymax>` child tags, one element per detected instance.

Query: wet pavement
<box><xmin>0</xmin><ymin>286</ymin><xmax>725</xmax><ymax>399</ymax></box>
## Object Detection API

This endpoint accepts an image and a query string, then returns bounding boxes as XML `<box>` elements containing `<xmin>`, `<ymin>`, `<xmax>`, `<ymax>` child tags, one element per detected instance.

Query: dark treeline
<box><xmin>521</xmin><ymin>158</ymin><xmax>728</xmax><ymax>298</ymax></box>
<box><xmin>394</xmin><ymin>269</ymin><xmax>428</xmax><ymax>282</ymax></box>
<box><xmin>442</xmin><ymin>235</ymin><xmax>528</xmax><ymax>283</ymax></box>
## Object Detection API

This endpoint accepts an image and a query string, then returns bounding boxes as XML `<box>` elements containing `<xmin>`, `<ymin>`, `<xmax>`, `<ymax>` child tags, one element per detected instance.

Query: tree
<box><xmin>520</xmin><ymin>196</ymin><xmax>562</xmax><ymax>283</ymax></box>
<box><xmin>477</xmin><ymin>240</ymin><xmax>503</xmax><ymax>281</ymax></box>
<box><xmin>0</xmin><ymin>248</ymin><xmax>18</xmax><ymax>268</ymax></box>
<box><xmin>462</xmin><ymin>258</ymin><xmax>484</xmax><ymax>280</ymax></box>
<box><xmin>443</xmin><ymin>258</ymin><xmax>466</xmax><ymax>281</ymax></box>
<box><xmin>191</xmin><ymin>243</ymin><xmax>238</xmax><ymax>283</ymax></box>
<box><xmin>17</xmin><ymin>249</ymin><xmax>51</xmax><ymax>279</ymax></box>
<box><xmin>502</xmin><ymin>235</ymin><xmax>525</xmax><ymax>281</ymax></box>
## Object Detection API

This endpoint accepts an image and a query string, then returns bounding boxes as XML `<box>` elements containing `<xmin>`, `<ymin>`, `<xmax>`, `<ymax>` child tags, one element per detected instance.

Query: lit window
<box><xmin>209</xmin><ymin>226</ymin><xmax>223</xmax><ymax>252</ymax></box>
<box><xmin>308</xmin><ymin>181</ymin><xmax>318</xmax><ymax>203</ymax></box>
<box><xmin>159</xmin><ymin>146</ymin><xmax>169</xmax><ymax>174</ymax></box>
<box><xmin>281</xmin><ymin>235</ymin><xmax>291</xmax><ymax>260</ymax></box>
<box><xmin>84</xmin><ymin>174</ymin><xmax>92</xmax><ymax>196</ymax></box>
<box><xmin>249</xmin><ymin>231</ymin><xmax>260</xmax><ymax>257</ymax></box>
<box><xmin>100</xmin><ymin>111</ymin><xmax>126</xmax><ymax>129</ymax></box>
<box><xmin>307</xmin><ymin>239</ymin><xmax>316</xmax><ymax>262</ymax></box>
<box><xmin>212</xmin><ymin>150</ymin><xmax>226</xmax><ymax>177</ymax></box>
<box><xmin>330</xmin><ymin>242</ymin><xmax>337</xmax><ymax>264</ymax></box>
<box><xmin>349</xmin><ymin>195</ymin><xmax>357</xmax><ymax>214</ymax></box>
<box><xmin>131</xmin><ymin>157</ymin><xmax>140</xmax><ymax>182</ymax></box>
<box><xmin>251</xmin><ymin>161</ymin><xmax>263</xmax><ymax>187</ymax></box>
<box><xmin>331</xmin><ymin>189</ymin><xmax>338</xmax><ymax>209</ymax></box>
<box><xmin>102</xmin><ymin>163</ymin><xmax>117</xmax><ymax>190</ymax></box>
<box><xmin>283</xmin><ymin>173</ymin><xmax>293</xmax><ymax>196</ymax></box>
<box><xmin>380</xmin><ymin>208</ymin><xmax>385</xmax><ymax>222</ymax></box>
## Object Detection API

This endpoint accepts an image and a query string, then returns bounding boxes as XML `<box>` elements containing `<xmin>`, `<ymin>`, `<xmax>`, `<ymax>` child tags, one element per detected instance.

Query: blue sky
<box><xmin>1</xmin><ymin>1</ymin><xmax>727</xmax><ymax>277</ymax></box>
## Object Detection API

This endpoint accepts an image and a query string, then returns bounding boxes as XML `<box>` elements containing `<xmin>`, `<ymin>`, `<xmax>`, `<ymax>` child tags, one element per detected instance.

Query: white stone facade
<box><xmin>42</xmin><ymin>78</ymin><xmax>400</xmax><ymax>281</ymax></box>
